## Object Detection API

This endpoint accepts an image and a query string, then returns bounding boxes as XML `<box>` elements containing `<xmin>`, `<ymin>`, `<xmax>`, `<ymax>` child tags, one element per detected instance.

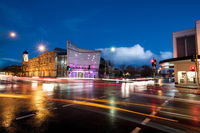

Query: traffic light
<box><xmin>151</xmin><ymin>58</ymin><xmax>157</xmax><ymax>77</ymax></box>
<box><xmin>67</xmin><ymin>66</ymin><xmax>72</xmax><ymax>71</ymax></box>
<box><xmin>151</xmin><ymin>58</ymin><xmax>156</xmax><ymax>67</ymax></box>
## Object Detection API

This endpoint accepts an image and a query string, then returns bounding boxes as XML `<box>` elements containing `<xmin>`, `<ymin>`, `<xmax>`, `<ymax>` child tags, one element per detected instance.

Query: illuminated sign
<box><xmin>189</xmin><ymin>65</ymin><xmax>196</xmax><ymax>71</ymax></box>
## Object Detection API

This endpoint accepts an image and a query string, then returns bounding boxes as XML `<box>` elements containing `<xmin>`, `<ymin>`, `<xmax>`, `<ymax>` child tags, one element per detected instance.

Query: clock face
<box><xmin>23</xmin><ymin>54</ymin><xmax>28</xmax><ymax>62</ymax></box>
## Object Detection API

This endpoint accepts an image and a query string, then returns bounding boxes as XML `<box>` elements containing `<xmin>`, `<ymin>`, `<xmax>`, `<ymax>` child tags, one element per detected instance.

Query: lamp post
<box><xmin>37</xmin><ymin>44</ymin><xmax>46</xmax><ymax>77</ymax></box>
<box><xmin>38</xmin><ymin>44</ymin><xmax>46</xmax><ymax>52</ymax></box>
<box><xmin>9</xmin><ymin>31</ymin><xmax>17</xmax><ymax>38</ymax></box>
<box><xmin>105</xmin><ymin>47</ymin><xmax>115</xmax><ymax>78</ymax></box>
<box><xmin>110</xmin><ymin>47</ymin><xmax>116</xmax><ymax>52</ymax></box>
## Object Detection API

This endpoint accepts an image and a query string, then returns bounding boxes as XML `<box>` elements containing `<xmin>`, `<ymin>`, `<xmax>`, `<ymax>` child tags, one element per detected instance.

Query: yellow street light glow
<box><xmin>38</xmin><ymin>44</ymin><xmax>46</xmax><ymax>52</ymax></box>
<box><xmin>9</xmin><ymin>32</ymin><xmax>16</xmax><ymax>38</ymax></box>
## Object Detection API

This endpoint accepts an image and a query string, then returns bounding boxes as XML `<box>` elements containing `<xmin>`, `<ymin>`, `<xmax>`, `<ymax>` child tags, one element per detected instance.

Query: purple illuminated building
<box><xmin>67</xmin><ymin>41</ymin><xmax>101</xmax><ymax>78</ymax></box>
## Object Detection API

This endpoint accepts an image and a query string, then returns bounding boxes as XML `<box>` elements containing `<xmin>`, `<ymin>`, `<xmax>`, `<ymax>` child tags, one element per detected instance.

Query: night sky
<box><xmin>1</xmin><ymin>0</ymin><xmax>200</xmax><ymax>67</ymax></box>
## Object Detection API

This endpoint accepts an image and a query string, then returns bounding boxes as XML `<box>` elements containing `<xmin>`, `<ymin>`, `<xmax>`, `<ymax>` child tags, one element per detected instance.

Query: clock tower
<box><xmin>23</xmin><ymin>50</ymin><xmax>29</xmax><ymax>62</ymax></box>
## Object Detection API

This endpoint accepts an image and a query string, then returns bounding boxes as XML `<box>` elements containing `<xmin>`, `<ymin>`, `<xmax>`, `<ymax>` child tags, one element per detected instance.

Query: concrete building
<box><xmin>22</xmin><ymin>41</ymin><xmax>101</xmax><ymax>78</ymax></box>
<box><xmin>160</xmin><ymin>20</ymin><xmax>200</xmax><ymax>85</ymax></box>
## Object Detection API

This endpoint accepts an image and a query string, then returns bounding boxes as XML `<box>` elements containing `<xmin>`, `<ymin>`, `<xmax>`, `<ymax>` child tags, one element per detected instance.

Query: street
<box><xmin>0</xmin><ymin>78</ymin><xmax>200</xmax><ymax>133</ymax></box>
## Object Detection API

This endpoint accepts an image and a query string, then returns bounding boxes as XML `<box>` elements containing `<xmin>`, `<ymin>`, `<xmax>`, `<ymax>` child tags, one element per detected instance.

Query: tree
<box><xmin>140</xmin><ymin>65</ymin><xmax>152</xmax><ymax>77</ymax></box>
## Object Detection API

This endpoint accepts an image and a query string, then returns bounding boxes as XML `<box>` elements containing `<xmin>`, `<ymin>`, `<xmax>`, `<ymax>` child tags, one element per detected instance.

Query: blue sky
<box><xmin>0</xmin><ymin>0</ymin><xmax>200</xmax><ymax>67</ymax></box>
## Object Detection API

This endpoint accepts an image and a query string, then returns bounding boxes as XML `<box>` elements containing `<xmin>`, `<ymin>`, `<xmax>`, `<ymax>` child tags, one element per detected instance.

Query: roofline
<box><xmin>159</xmin><ymin>55</ymin><xmax>200</xmax><ymax>64</ymax></box>
<box><xmin>172</xmin><ymin>28</ymin><xmax>195</xmax><ymax>35</ymax></box>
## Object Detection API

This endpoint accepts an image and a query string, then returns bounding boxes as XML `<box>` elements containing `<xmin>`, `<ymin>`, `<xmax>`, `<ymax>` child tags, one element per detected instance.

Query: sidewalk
<box><xmin>175</xmin><ymin>84</ymin><xmax>200</xmax><ymax>89</ymax></box>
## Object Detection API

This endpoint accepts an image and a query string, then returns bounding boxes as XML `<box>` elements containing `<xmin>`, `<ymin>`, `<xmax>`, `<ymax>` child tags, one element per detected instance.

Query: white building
<box><xmin>160</xmin><ymin>20</ymin><xmax>200</xmax><ymax>84</ymax></box>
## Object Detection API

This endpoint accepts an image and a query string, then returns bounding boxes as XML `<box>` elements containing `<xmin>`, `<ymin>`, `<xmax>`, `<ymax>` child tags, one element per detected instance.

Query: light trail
<box><xmin>0</xmin><ymin>93</ymin><xmax>178</xmax><ymax>122</ymax></box>
<box><xmin>74</xmin><ymin>97</ymin><xmax>175</xmax><ymax>111</ymax></box>
<box><xmin>0</xmin><ymin>93</ymin><xmax>31</xmax><ymax>99</ymax></box>
<box><xmin>50</xmin><ymin>98</ymin><xmax>178</xmax><ymax>122</ymax></box>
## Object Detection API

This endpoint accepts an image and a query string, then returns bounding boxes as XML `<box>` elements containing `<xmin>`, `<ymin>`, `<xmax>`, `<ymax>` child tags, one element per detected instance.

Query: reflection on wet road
<box><xmin>0</xmin><ymin>78</ymin><xmax>200</xmax><ymax>133</ymax></box>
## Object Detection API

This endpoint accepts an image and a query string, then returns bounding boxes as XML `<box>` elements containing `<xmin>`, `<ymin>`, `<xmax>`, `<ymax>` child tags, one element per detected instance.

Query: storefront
<box><xmin>177</xmin><ymin>71</ymin><xmax>196</xmax><ymax>84</ymax></box>
<box><xmin>68</xmin><ymin>70</ymin><xmax>97</xmax><ymax>78</ymax></box>
<box><xmin>160</xmin><ymin>56</ymin><xmax>199</xmax><ymax>85</ymax></box>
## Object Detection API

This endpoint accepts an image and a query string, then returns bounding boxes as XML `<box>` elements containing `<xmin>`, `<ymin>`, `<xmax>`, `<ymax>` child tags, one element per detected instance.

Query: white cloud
<box><xmin>0</xmin><ymin>58</ymin><xmax>21</xmax><ymax>63</ymax></box>
<box><xmin>98</xmin><ymin>44</ymin><xmax>172</xmax><ymax>65</ymax></box>
<box><xmin>160</xmin><ymin>51</ymin><xmax>172</xmax><ymax>59</ymax></box>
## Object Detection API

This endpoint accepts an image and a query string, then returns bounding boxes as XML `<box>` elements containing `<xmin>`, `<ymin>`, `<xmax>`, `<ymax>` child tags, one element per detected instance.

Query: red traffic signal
<box><xmin>151</xmin><ymin>58</ymin><xmax>156</xmax><ymax>66</ymax></box>
<box><xmin>151</xmin><ymin>59</ymin><xmax>155</xmax><ymax>63</ymax></box>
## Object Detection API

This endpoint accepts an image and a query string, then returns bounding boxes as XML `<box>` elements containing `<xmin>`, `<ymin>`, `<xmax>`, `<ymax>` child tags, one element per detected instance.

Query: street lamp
<box><xmin>37</xmin><ymin>44</ymin><xmax>46</xmax><ymax>77</ymax></box>
<box><xmin>110</xmin><ymin>47</ymin><xmax>116</xmax><ymax>52</ymax></box>
<box><xmin>38</xmin><ymin>44</ymin><xmax>46</xmax><ymax>52</ymax></box>
<box><xmin>104</xmin><ymin>47</ymin><xmax>116</xmax><ymax>78</ymax></box>
<box><xmin>9</xmin><ymin>32</ymin><xmax>16</xmax><ymax>38</ymax></box>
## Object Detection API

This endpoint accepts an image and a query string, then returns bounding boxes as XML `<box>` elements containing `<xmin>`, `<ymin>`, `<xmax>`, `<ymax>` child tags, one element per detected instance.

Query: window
<box><xmin>176</xmin><ymin>35</ymin><xmax>196</xmax><ymax>57</ymax></box>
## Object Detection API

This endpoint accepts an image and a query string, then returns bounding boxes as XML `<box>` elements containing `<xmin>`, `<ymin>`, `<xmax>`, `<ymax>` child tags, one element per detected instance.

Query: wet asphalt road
<box><xmin>0</xmin><ymin>77</ymin><xmax>200</xmax><ymax>133</ymax></box>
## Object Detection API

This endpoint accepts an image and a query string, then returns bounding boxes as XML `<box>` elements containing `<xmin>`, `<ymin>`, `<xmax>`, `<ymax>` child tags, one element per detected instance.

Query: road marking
<box><xmin>16</xmin><ymin>114</ymin><xmax>35</xmax><ymax>120</ymax></box>
<box><xmin>131</xmin><ymin>118</ymin><xmax>152</xmax><ymax>133</ymax></box>
<box><xmin>74</xmin><ymin>97</ymin><xmax>175</xmax><ymax>111</ymax></box>
<box><xmin>141</xmin><ymin>118</ymin><xmax>151</xmax><ymax>125</ymax></box>
<box><xmin>132</xmin><ymin>93</ymin><xmax>200</xmax><ymax>104</ymax></box>
<box><xmin>159</xmin><ymin>110</ymin><xmax>194</xmax><ymax>120</ymax></box>
<box><xmin>62</xmin><ymin>103</ymin><xmax>74</xmax><ymax>107</ymax></box>
<box><xmin>131</xmin><ymin>96</ymin><xmax>175</xmax><ymax>133</ymax></box>
<box><xmin>131</xmin><ymin>127</ymin><xmax>141</xmax><ymax>133</ymax></box>
<box><xmin>50</xmin><ymin>98</ymin><xmax>178</xmax><ymax>122</ymax></box>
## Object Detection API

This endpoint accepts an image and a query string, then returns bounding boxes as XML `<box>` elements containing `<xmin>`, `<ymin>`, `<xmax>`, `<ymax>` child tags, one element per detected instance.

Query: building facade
<box><xmin>22</xmin><ymin>50</ymin><xmax>58</xmax><ymax>77</ymax></box>
<box><xmin>22</xmin><ymin>41</ymin><xmax>101</xmax><ymax>78</ymax></box>
<box><xmin>67</xmin><ymin>41</ymin><xmax>101</xmax><ymax>78</ymax></box>
<box><xmin>2</xmin><ymin>65</ymin><xmax>22</xmax><ymax>76</ymax></box>
<box><xmin>160</xmin><ymin>20</ymin><xmax>200</xmax><ymax>84</ymax></box>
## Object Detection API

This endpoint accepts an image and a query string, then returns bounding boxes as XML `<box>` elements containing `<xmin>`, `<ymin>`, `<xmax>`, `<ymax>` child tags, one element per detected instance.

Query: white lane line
<box><xmin>131</xmin><ymin>117</ymin><xmax>151</xmax><ymax>132</ymax></box>
<box><xmin>62</xmin><ymin>103</ymin><xmax>74</xmax><ymax>107</ymax></box>
<box><xmin>133</xmin><ymin>93</ymin><xmax>200</xmax><ymax>104</ymax></box>
<box><xmin>159</xmin><ymin>110</ymin><xmax>194</xmax><ymax>120</ymax></box>
<box><xmin>16</xmin><ymin>114</ymin><xmax>35</xmax><ymax>120</ymax></box>
<box><xmin>130</xmin><ymin>96</ymin><xmax>174</xmax><ymax>133</ymax></box>
<box><xmin>131</xmin><ymin>127</ymin><xmax>142</xmax><ymax>133</ymax></box>
<box><xmin>141</xmin><ymin>118</ymin><xmax>151</xmax><ymax>125</ymax></box>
